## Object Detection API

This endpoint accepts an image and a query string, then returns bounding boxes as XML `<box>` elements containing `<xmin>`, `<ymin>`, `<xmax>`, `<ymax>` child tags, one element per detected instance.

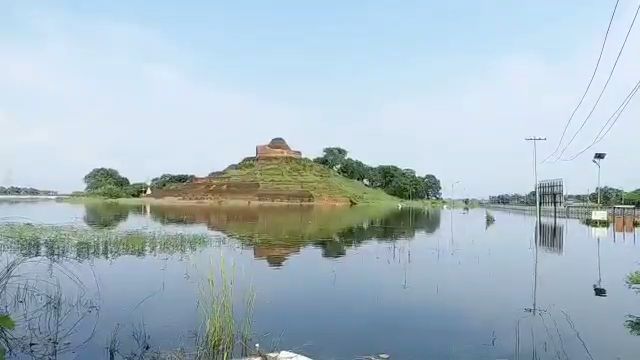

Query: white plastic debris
<box><xmin>242</xmin><ymin>351</ymin><xmax>313</xmax><ymax>360</ymax></box>
<box><xmin>266</xmin><ymin>351</ymin><xmax>313</xmax><ymax>360</ymax></box>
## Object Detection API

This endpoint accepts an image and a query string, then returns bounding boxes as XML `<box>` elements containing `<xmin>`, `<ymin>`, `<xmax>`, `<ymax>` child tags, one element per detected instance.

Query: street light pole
<box><xmin>592</xmin><ymin>153</ymin><xmax>607</xmax><ymax>208</ymax></box>
<box><xmin>450</xmin><ymin>181</ymin><xmax>460</xmax><ymax>209</ymax></box>
<box><xmin>598</xmin><ymin>163</ymin><xmax>601</xmax><ymax>206</ymax></box>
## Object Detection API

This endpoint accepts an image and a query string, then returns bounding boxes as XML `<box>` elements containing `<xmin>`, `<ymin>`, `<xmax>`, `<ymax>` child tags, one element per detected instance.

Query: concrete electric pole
<box><xmin>525</xmin><ymin>137</ymin><xmax>547</xmax><ymax>221</ymax></box>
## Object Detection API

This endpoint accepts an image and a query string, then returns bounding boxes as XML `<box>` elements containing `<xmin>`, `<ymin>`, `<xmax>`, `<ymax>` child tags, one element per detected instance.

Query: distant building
<box><xmin>255</xmin><ymin>137</ymin><xmax>302</xmax><ymax>160</ymax></box>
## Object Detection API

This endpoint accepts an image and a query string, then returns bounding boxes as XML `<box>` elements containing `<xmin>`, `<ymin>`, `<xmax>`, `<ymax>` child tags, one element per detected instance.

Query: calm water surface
<box><xmin>0</xmin><ymin>200</ymin><xmax>639</xmax><ymax>359</ymax></box>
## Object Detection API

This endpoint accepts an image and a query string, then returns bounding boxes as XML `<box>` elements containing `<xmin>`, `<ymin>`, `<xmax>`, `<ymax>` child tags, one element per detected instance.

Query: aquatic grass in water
<box><xmin>0</xmin><ymin>223</ymin><xmax>215</xmax><ymax>260</ymax></box>
<box><xmin>627</xmin><ymin>271</ymin><xmax>640</xmax><ymax>287</ymax></box>
<box><xmin>197</xmin><ymin>258</ymin><xmax>256</xmax><ymax>360</ymax></box>
<box><xmin>102</xmin><ymin>259</ymin><xmax>258</xmax><ymax>360</ymax></box>
<box><xmin>0</xmin><ymin>256</ymin><xmax>100</xmax><ymax>359</ymax></box>
<box><xmin>485</xmin><ymin>211</ymin><xmax>495</xmax><ymax>228</ymax></box>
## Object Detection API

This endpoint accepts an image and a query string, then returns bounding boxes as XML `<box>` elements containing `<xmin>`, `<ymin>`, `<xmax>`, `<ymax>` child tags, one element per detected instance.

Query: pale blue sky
<box><xmin>1</xmin><ymin>1</ymin><xmax>639</xmax><ymax>196</ymax></box>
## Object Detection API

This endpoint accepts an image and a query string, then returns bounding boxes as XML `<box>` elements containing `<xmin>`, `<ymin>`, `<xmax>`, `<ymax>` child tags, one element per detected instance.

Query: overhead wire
<box><xmin>541</xmin><ymin>0</ymin><xmax>621</xmax><ymax>163</ymax></box>
<box><xmin>553</xmin><ymin>1</ymin><xmax>640</xmax><ymax>161</ymax></box>
<box><xmin>562</xmin><ymin>78</ymin><xmax>640</xmax><ymax>161</ymax></box>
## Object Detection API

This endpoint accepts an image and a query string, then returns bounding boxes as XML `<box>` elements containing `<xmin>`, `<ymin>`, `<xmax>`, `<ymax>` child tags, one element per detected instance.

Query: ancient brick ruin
<box><xmin>255</xmin><ymin>137</ymin><xmax>302</xmax><ymax>160</ymax></box>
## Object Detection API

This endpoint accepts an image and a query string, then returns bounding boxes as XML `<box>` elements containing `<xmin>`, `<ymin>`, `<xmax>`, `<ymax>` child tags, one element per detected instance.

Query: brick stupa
<box><xmin>255</xmin><ymin>137</ymin><xmax>302</xmax><ymax>160</ymax></box>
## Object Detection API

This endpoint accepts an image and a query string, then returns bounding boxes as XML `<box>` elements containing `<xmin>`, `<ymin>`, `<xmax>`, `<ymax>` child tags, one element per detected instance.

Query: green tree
<box><xmin>150</xmin><ymin>174</ymin><xmax>196</xmax><ymax>189</ymax></box>
<box><xmin>313</xmin><ymin>145</ymin><xmax>442</xmax><ymax>200</ymax></box>
<box><xmin>126</xmin><ymin>182</ymin><xmax>148</xmax><ymax>198</ymax></box>
<box><xmin>385</xmin><ymin>176</ymin><xmax>413</xmax><ymax>199</ymax></box>
<box><xmin>83</xmin><ymin>168</ymin><xmax>130</xmax><ymax>192</ymax></box>
<box><xmin>402</xmin><ymin>168</ymin><xmax>416</xmax><ymax>177</ymax></box>
<box><xmin>623</xmin><ymin>189</ymin><xmax>640</xmax><ymax>206</ymax></box>
<box><xmin>338</xmin><ymin>159</ymin><xmax>370</xmax><ymax>181</ymax></box>
<box><xmin>313</xmin><ymin>147</ymin><xmax>348</xmax><ymax>169</ymax></box>
<box><xmin>590</xmin><ymin>186</ymin><xmax>624</xmax><ymax>206</ymax></box>
<box><xmin>373</xmin><ymin>165</ymin><xmax>403</xmax><ymax>189</ymax></box>
<box><xmin>92</xmin><ymin>184</ymin><xmax>126</xmax><ymax>199</ymax></box>
<box><xmin>422</xmin><ymin>174</ymin><xmax>442</xmax><ymax>199</ymax></box>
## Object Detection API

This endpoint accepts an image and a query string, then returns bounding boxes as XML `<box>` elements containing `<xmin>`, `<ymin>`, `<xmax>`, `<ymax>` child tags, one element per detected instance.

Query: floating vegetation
<box><xmin>627</xmin><ymin>271</ymin><xmax>640</xmax><ymax>288</ymax></box>
<box><xmin>485</xmin><ymin>211</ymin><xmax>495</xmax><ymax>228</ymax></box>
<box><xmin>0</xmin><ymin>223</ymin><xmax>216</xmax><ymax>260</ymax></box>
<box><xmin>626</xmin><ymin>315</ymin><xmax>640</xmax><ymax>336</ymax></box>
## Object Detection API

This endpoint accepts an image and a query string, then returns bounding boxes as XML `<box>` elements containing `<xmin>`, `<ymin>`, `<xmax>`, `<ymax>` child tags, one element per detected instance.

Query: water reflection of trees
<box><xmin>83</xmin><ymin>202</ymin><xmax>131</xmax><ymax>229</ymax></box>
<box><xmin>626</xmin><ymin>315</ymin><xmax>640</xmax><ymax>335</ymax></box>
<box><xmin>147</xmin><ymin>205</ymin><xmax>441</xmax><ymax>266</ymax></box>
<box><xmin>75</xmin><ymin>203</ymin><xmax>443</xmax><ymax>266</ymax></box>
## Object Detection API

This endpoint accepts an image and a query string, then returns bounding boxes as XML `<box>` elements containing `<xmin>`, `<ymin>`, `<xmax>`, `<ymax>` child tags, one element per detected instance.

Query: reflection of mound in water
<box><xmin>253</xmin><ymin>245</ymin><xmax>301</xmax><ymax>267</ymax></box>
<box><xmin>148</xmin><ymin>205</ymin><xmax>441</xmax><ymax>267</ymax></box>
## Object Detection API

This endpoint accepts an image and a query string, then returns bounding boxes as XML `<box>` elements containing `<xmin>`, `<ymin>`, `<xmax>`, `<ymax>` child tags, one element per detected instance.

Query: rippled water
<box><xmin>0</xmin><ymin>200</ymin><xmax>639</xmax><ymax>359</ymax></box>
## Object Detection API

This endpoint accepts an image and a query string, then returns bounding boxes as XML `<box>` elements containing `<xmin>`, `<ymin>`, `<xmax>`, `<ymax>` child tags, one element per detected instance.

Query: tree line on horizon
<box><xmin>313</xmin><ymin>147</ymin><xmax>442</xmax><ymax>200</ymax></box>
<box><xmin>489</xmin><ymin>186</ymin><xmax>640</xmax><ymax>207</ymax></box>
<box><xmin>0</xmin><ymin>186</ymin><xmax>58</xmax><ymax>196</ymax></box>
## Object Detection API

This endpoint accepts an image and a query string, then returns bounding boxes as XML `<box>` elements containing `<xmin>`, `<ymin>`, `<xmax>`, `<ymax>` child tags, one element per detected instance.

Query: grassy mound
<box><xmin>158</xmin><ymin>158</ymin><xmax>399</xmax><ymax>205</ymax></box>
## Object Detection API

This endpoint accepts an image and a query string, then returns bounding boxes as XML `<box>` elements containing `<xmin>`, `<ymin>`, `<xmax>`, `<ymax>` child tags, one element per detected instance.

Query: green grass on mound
<box><xmin>216</xmin><ymin>158</ymin><xmax>399</xmax><ymax>205</ymax></box>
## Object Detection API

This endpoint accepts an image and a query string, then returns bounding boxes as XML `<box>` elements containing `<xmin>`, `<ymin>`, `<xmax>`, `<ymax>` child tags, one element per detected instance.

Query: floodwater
<box><xmin>0</xmin><ymin>200</ymin><xmax>639</xmax><ymax>359</ymax></box>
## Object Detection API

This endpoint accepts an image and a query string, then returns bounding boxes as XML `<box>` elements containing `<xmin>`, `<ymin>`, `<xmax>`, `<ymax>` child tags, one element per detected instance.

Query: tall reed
<box><xmin>197</xmin><ymin>258</ymin><xmax>256</xmax><ymax>360</ymax></box>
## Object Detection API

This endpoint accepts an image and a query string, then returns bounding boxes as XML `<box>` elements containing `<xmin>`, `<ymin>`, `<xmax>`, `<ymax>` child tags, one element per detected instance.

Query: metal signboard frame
<box><xmin>538</xmin><ymin>178</ymin><xmax>564</xmax><ymax>208</ymax></box>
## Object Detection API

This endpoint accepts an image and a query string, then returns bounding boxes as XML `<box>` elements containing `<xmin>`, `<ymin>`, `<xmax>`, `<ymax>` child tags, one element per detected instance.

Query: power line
<box><xmin>542</xmin><ymin>0</ymin><xmax>620</xmax><ymax>163</ymax></box>
<box><xmin>553</xmin><ymin>1</ymin><xmax>640</xmax><ymax>161</ymax></box>
<box><xmin>562</xmin><ymin>78</ymin><xmax>640</xmax><ymax>161</ymax></box>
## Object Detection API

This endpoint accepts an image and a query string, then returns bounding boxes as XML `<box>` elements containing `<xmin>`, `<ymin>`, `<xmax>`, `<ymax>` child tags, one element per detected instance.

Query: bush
<box><xmin>91</xmin><ymin>185</ymin><xmax>127</xmax><ymax>199</ymax></box>
<box><xmin>126</xmin><ymin>183</ymin><xmax>148</xmax><ymax>198</ymax></box>
<box><xmin>151</xmin><ymin>174</ymin><xmax>196</xmax><ymax>189</ymax></box>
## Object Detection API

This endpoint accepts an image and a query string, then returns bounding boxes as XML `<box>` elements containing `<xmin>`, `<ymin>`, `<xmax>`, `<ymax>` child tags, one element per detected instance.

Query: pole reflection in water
<box><xmin>537</xmin><ymin>218</ymin><xmax>564</xmax><ymax>254</ymax></box>
<box><xmin>531</xmin><ymin>219</ymin><xmax>539</xmax><ymax>314</ymax></box>
<box><xmin>594</xmin><ymin>238</ymin><xmax>607</xmax><ymax>297</ymax></box>
<box><xmin>591</xmin><ymin>226</ymin><xmax>608</xmax><ymax>297</ymax></box>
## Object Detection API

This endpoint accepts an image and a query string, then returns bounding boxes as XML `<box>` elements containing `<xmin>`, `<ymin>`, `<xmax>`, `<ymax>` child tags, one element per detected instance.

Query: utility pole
<box><xmin>525</xmin><ymin>137</ymin><xmax>545</xmax><ymax>316</ymax></box>
<box><xmin>525</xmin><ymin>137</ymin><xmax>547</xmax><ymax>221</ymax></box>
